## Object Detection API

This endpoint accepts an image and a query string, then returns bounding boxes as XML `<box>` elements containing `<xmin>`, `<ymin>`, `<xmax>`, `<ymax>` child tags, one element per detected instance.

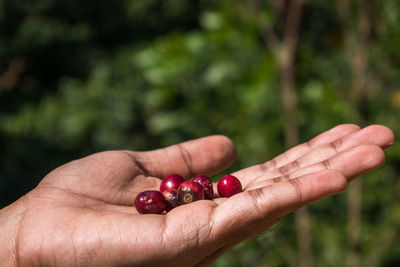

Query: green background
<box><xmin>1</xmin><ymin>0</ymin><xmax>400</xmax><ymax>266</ymax></box>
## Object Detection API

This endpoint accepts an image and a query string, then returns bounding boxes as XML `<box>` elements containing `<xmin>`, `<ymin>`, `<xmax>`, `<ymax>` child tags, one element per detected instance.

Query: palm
<box><xmin>11</xmin><ymin>125</ymin><xmax>394</xmax><ymax>266</ymax></box>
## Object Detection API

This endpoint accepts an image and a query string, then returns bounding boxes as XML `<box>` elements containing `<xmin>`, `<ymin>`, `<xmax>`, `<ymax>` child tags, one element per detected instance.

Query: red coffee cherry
<box><xmin>217</xmin><ymin>175</ymin><xmax>242</xmax><ymax>197</ymax></box>
<box><xmin>192</xmin><ymin>175</ymin><xmax>214</xmax><ymax>200</ymax></box>
<box><xmin>178</xmin><ymin>181</ymin><xmax>205</xmax><ymax>204</ymax></box>
<box><xmin>162</xmin><ymin>188</ymin><xmax>179</xmax><ymax>211</ymax></box>
<box><xmin>160</xmin><ymin>174</ymin><xmax>184</xmax><ymax>192</ymax></box>
<box><xmin>135</xmin><ymin>190</ymin><xmax>167</xmax><ymax>214</ymax></box>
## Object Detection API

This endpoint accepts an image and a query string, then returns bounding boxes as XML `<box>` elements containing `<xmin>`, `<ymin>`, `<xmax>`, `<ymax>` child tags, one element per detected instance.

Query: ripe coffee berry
<box><xmin>160</xmin><ymin>174</ymin><xmax>184</xmax><ymax>192</ymax></box>
<box><xmin>192</xmin><ymin>175</ymin><xmax>214</xmax><ymax>200</ymax></box>
<box><xmin>217</xmin><ymin>175</ymin><xmax>242</xmax><ymax>197</ymax></box>
<box><xmin>162</xmin><ymin>188</ymin><xmax>179</xmax><ymax>211</ymax></box>
<box><xmin>178</xmin><ymin>181</ymin><xmax>205</xmax><ymax>204</ymax></box>
<box><xmin>135</xmin><ymin>190</ymin><xmax>167</xmax><ymax>214</ymax></box>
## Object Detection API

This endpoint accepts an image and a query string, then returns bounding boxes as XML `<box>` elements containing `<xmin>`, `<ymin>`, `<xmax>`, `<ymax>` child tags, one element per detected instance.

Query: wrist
<box><xmin>0</xmin><ymin>197</ymin><xmax>27</xmax><ymax>266</ymax></box>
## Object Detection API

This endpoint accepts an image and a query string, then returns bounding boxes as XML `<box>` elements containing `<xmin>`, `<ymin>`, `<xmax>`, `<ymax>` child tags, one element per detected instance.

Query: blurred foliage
<box><xmin>1</xmin><ymin>0</ymin><xmax>400</xmax><ymax>266</ymax></box>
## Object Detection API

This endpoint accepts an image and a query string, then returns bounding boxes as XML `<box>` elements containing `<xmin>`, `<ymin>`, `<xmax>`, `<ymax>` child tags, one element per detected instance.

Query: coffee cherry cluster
<box><xmin>135</xmin><ymin>174</ymin><xmax>242</xmax><ymax>214</ymax></box>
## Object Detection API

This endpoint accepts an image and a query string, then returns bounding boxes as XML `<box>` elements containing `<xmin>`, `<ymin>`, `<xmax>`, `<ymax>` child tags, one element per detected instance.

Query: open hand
<box><xmin>0</xmin><ymin>124</ymin><xmax>394</xmax><ymax>266</ymax></box>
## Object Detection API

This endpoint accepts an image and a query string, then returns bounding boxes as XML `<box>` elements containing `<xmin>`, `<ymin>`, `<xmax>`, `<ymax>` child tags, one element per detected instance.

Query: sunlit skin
<box><xmin>0</xmin><ymin>124</ymin><xmax>395</xmax><ymax>266</ymax></box>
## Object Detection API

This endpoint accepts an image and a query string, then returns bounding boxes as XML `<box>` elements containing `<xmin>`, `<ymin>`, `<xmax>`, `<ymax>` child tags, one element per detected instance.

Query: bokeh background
<box><xmin>1</xmin><ymin>0</ymin><xmax>400</xmax><ymax>266</ymax></box>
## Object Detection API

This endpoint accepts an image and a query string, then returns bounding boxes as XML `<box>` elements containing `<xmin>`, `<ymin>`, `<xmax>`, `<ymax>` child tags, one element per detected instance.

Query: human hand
<box><xmin>0</xmin><ymin>124</ymin><xmax>394</xmax><ymax>266</ymax></box>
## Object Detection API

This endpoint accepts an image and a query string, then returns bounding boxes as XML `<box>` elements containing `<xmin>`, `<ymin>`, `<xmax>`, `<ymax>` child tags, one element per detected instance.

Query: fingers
<box><xmin>132</xmin><ymin>135</ymin><xmax>237</xmax><ymax>178</ymax></box>
<box><xmin>246</xmin><ymin>144</ymin><xmax>385</xmax><ymax>190</ymax></box>
<box><xmin>205</xmin><ymin>124</ymin><xmax>393</xmax><ymax>255</ymax></box>
<box><xmin>209</xmin><ymin>170</ymin><xmax>347</xmax><ymax>250</ymax></box>
<box><xmin>235</xmin><ymin>125</ymin><xmax>394</xmax><ymax>187</ymax></box>
<box><xmin>233</xmin><ymin>124</ymin><xmax>360</xmax><ymax>186</ymax></box>
<box><xmin>288</xmin><ymin>124</ymin><xmax>392</xmax><ymax>166</ymax></box>
<box><xmin>291</xmin><ymin>144</ymin><xmax>385</xmax><ymax>180</ymax></box>
<box><xmin>249</xmin><ymin>125</ymin><xmax>392</xmax><ymax>183</ymax></box>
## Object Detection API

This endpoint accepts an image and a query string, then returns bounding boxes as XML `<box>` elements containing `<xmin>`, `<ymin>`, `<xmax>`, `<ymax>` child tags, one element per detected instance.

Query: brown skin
<box><xmin>0</xmin><ymin>124</ymin><xmax>395</xmax><ymax>267</ymax></box>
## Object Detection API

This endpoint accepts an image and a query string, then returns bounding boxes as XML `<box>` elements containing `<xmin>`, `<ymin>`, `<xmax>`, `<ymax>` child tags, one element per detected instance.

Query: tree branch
<box><xmin>284</xmin><ymin>0</ymin><xmax>305</xmax><ymax>63</ymax></box>
<box><xmin>336</xmin><ymin>2</ymin><xmax>371</xmax><ymax>267</ymax></box>
<box><xmin>247</xmin><ymin>0</ymin><xmax>281</xmax><ymax>55</ymax></box>
<box><xmin>247</xmin><ymin>2</ymin><xmax>312</xmax><ymax>266</ymax></box>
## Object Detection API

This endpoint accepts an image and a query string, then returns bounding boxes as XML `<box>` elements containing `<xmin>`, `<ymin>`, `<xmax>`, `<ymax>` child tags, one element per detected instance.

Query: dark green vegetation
<box><xmin>1</xmin><ymin>0</ymin><xmax>400</xmax><ymax>266</ymax></box>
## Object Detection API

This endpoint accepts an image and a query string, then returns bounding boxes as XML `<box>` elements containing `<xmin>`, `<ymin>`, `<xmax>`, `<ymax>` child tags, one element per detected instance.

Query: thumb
<box><xmin>131</xmin><ymin>135</ymin><xmax>237</xmax><ymax>178</ymax></box>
